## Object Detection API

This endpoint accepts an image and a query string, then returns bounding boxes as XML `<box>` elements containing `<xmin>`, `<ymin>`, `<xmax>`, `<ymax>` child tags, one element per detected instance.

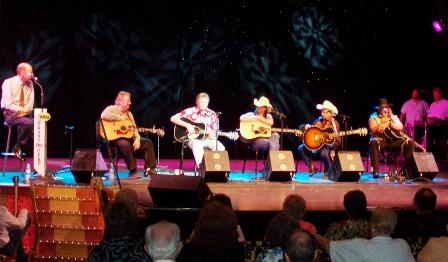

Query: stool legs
<box><xmin>2</xmin><ymin>125</ymin><xmax>12</xmax><ymax>177</ymax></box>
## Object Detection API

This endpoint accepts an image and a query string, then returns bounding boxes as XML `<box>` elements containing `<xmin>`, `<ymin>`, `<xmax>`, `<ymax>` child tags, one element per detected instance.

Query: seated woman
<box><xmin>177</xmin><ymin>202</ymin><xmax>245</xmax><ymax>262</ymax></box>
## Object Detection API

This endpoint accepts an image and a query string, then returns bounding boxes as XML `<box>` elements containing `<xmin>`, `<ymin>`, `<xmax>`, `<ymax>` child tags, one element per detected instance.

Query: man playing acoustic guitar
<box><xmin>298</xmin><ymin>100</ymin><xmax>340</xmax><ymax>177</ymax></box>
<box><xmin>101</xmin><ymin>91</ymin><xmax>157</xmax><ymax>177</ymax></box>
<box><xmin>368</xmin><ymin>98</ymin><xmax>415</xmax><ymax>179</ymax></box>
<box><xmin>170</xmin><ymin>92</ymin><xmax>225</xmax><ymax>170</ymax></box>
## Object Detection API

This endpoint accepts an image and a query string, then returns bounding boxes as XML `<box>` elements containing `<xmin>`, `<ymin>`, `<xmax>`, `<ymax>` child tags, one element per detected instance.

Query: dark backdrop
<box><xmin>1</xmin><ymin>0</ymin><xmax>447</xmax><ymax>158</ymax></box>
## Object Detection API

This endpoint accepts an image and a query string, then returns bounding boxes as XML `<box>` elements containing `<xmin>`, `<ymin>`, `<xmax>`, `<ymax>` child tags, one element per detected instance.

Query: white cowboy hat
<box><xmin>253</xmin><ymin>96</ymin><xmax>273</xmax><ymax>109</ymax></box>
<box><xmin>316</xmin><ymin>100</ymin><xmax>338</xmax><ymax>116</ymax></box>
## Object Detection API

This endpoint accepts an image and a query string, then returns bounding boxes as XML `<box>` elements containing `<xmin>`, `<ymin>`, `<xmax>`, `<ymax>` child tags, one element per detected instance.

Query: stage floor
<box><xmin>1</xmin><ymin>157</ymin><xmax>448</xmax><ymax>211</ymax></box>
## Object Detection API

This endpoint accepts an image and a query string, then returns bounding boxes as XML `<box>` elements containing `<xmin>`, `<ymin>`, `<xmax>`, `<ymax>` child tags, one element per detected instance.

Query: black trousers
<box><xmin>4</xmin><ymin>113</ymin><xmax>33</xmax><ymax>151</ymax></box>
<box><xmin>109</xmin><ymin>137</ymin><xmax>156</xmax><ymax>173</ymax></box>
<box><xmin>369</xmin><ymin>138</ymin><xmax>415</xmax><ymax>172</ymax></box>
<box><xmin>298</xmin><ymin>144</ymin><xmax>333</xmax><ymax>172</ymax></box>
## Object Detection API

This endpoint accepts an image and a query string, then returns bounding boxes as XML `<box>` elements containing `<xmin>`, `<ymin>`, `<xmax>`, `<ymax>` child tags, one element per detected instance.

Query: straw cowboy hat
<box><xmin>316</xmin><ymin>100</ymin><xmax>338</xmax><ymax>116</ymax></box>
<box><xmin>253</xmin><ymin>96</ymin><xmax>273</xmax><ymax>109</ymax></box>
<box><xmin>374</xmin><ymin>98</ymin><xmax>394</xmax><ymax>109</ymax></box>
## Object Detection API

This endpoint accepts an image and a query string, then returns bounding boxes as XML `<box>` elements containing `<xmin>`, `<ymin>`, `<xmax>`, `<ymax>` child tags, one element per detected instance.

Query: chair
<box><xmin>95</xmin><ymin>120</ymin><xmax>119</xmax><ymax>170</ymax></box>
<box><xmin>242</xmin><ymin>144</ymin><xmax>266</xmax><ymax>176</ymax></box>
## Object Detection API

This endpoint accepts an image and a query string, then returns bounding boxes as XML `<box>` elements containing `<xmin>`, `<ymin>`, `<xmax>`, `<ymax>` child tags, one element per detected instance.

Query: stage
<box><xmin>1</xmin><ymin>157</ymin><xmax>448</xmax><ymax>212</ymax></box>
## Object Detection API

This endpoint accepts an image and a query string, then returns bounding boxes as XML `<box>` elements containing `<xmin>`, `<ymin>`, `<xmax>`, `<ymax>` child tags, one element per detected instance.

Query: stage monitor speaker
<box><xmin>407</xmin><ymin>152</ymin><xmax>439</xmax><ymax>181</ymax></box>
<box><xmin>266</xmin><ymin>151</ymin><xmax>294</xmax><ymax>182</ymax></box>
<box><xmin>203</xmin><ymin>151</ymin><xmax>230</xmax><ymax>182</ymax></box>
<box><xmin>330</xmin><ymin>151</ymin><xmax>363</xmax><ymax>182</ymax></box>
<box><xmin>148</xmin><ymin>175</ymin><xmax>211</xmax><ymax>208</ymax></box>
<box><xmin>71</xmin><ymin>148</ymin><xmax>108</xmax><ymax>184</ymax></box>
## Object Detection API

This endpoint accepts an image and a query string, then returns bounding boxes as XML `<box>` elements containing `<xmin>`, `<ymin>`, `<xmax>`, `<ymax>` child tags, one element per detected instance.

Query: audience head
<box><xmin>413</xmin><ymin>188</ymin><xmax>437</xmax><ymax>213</ymax></box>
<box><xmin>343</xmin><ymin>190</ymin><xmax>368</xmax><ymax>220</ymax></box>
<box><xmin>104</xmin><ymin>201</ymin><xmax>138</xmax><ymax>239</ymax></box>
<box><xmin>370</xmin><ymin>206</ymin><xmax>397</xmax><ymax>236</ymax></box>
<box><xmin>114</xmin><ymin>187</ymin><xmax>139</xmax><ymax>207</ymax></box>
<box><xmin>145</xmin><ymin>221</ymin><xmax>182</xmax><ymax>261</ymax></box>
<box><xmin>283</xmin><ymin>194</ymin><xmax>307</xmax><ymax>221</ymax></box>
<box><xmin>284</xmin><ymin>229</ymin><xmax>317</xmax><ymax>262</ymax></box>
<box><xmin>191</xmin><ymin>202</ymin><xmax>239</xmax><ymax>250</ymax></box>
<box><xmin>265</xmin><ymin>212</ymin><xmax>299</xmax><ymax>247</ymax></box>
<box><xmin>207</xmin><ymin>193</ymin><xmax>233</xmax><ymax>208</ymax></box>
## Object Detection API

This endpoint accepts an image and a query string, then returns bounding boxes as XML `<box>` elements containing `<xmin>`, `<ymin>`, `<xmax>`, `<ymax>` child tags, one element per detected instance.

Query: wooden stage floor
<box><xmin>1</xmin><ymin>157</ymin><xmax>448</xmax><ymax>211</ymax></box>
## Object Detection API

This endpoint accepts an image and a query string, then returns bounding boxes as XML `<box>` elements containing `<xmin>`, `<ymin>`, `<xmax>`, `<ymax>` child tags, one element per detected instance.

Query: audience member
<box><xmin>0</xmin><ymin>207</ymin><xmax>30</xmax><ymax>261</ymax></box>
<box><xmin>325</xmin><ymin>190</ymin><xmax>370</xmax><ymax>240</ymax></box>
<box><xmin>283</xmin><ymin>194</ymin><xmax>317</xmax><ymax>234</ymax></box>
<box><xmin>417</xmin><ymin>236</ymin><xmax>448</xmax><ymax>262</ymax></box>
<box><xmin>206</xmin><ymin>193</ymin><xmax>246</xmax><ymax>243</ymax></box>
<box><xmin>177</xmin><ymin>202</ymin><xmax>245</xmax><ymax>262</ymax></box>
<box><xmin>145</xmin><ymin>221</ymin><xmax>183</xmax><ymax>262</ymax></box>
<box><xmin>256</xmin><ymin>212</ymin><xmax>299</xmax><ymax>262</ymax></box>
<box><xmin>315</xmin><ymin>206</ymin><xmax>414</xmax><ymax>262</ymax></box>
<box><xmin>87</xmin><ymin>202</ymin><xmax>150</xmax><ymax>261</ymax></box>
<box><xmin>284</xmin><ymin>229</ymin><xmax>317</xmax><ymax>262</ymax></box>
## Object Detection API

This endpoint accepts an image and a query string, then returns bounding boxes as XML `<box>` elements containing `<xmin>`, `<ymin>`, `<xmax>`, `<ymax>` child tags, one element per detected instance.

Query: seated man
<box><xmin>298</xmin><ymin>100</ymin><xmax>340</xmax><ymax>176</ymax></box>
<box><xmin>100</xmin><ymin>91</ymin><xmax>157</xmax><ymax>177</ymax></box>
<box><xmin>284</xmin><ymin>229</ymin><xmax>317</xmax><ymax>262</ymax></box>
<box><xmin>368</xmin><ymin>98</ymin><xmax>415</xmax><ymax>178</ymax></box>
<box><xmin>144</xmin><ymin>221</ymin><xmax>183</xmax><ymax>262</ymax></box>
<box><xmin>1</xmin><ymin>62</ymin><xmax>35</xmax><ymax>161</ymax></box>
<box><xmin>0</xmin><ymin>206</ymin><xmax>30</xmax><ymax>260</ymax></box>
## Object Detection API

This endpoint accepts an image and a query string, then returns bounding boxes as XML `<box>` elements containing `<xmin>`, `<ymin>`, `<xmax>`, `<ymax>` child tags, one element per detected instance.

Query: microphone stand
<box><xmin>33</xmin><ymin>79</ymin><xmax>44</xmax><ymax>109</ymax></box>
<box><xmin>337</xmin><ymin>114</ymin><xmax>350</xmax><ymax>151</ymax></box>
<box><xmin>273</xmin><ymin>110</ymin><xmax>287</xmax><ymax>150</ymax></box>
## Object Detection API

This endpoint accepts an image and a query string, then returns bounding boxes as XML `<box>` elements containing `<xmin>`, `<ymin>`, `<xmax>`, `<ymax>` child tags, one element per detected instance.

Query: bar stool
<box><xmin>242</xmin><ymin>144</ymin><xmax>266</xmax><ymax>176</ymax></box>
<box><xmin>2</xmin><ymin>122</ymin><xmax>12</xmax><ymax>176</ymax></box>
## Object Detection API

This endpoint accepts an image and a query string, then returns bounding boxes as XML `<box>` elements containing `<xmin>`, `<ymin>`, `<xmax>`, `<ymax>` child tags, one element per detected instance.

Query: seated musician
<box><xmin>170</xmin><ymin>92</ymin><xmax>225</xmax><ymax>170</ymax></box>
<box><xmin>368</xmin><ymin>98</ymin><xmax>415</xmax><ymax>179</ymax></box>
<box><xmin>298</xmin><ymin>100</ymin><xmax>340</xmax><ymax>176</ymax></box>
<box><xmin>239</xmin><ymin>96</ymin><xmax>280</xmax><ymax>152</ymax></box>
<box><xmin>100</xmin><ymin>91</ymin><xmax>157</xmax><ymax>177</ymax></box>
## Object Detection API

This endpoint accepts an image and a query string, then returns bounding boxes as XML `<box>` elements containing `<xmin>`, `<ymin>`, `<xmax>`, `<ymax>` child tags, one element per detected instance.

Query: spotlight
<box><xmin>432</xmin><ymin>20</ymin><xmax>444</xmax><ymax>32</ymax></box>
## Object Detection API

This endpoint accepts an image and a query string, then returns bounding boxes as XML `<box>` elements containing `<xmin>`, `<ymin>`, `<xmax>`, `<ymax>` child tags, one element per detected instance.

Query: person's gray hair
<box><xmin>145</xmin><ymin>221</ymin><xmax>181</xmax><ymax>260</ymax></box>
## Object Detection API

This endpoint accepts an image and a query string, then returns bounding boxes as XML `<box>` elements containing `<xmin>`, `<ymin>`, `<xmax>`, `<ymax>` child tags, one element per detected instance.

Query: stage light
<box><xmin>432</xmin><ymin>20</ymin><xmax>444</xmax><ymax>32</ymax></box>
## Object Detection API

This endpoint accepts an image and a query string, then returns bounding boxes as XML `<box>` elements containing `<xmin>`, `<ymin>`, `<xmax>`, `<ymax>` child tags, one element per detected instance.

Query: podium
<box><xmin>33</xmin><ymin>108</ymin><xmax>51</xmax><ymax>177</ymax></box>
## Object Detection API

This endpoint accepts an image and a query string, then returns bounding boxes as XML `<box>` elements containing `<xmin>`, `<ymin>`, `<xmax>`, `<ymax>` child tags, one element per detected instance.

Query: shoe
<box><xmin>144</xmin><ymin>168</ymin><xmax>157</xmax><ymax>177</ymax></box>
<box><xmin>309</xmin><ymin>166</ymin><xmax>318</xmax><ymax>177</ymax></box>
<box><xmin>371</xmin><ymin>171</ymin><xmax>380</xmax><ymax>179</ymax></box>
<box><xmin>13</xmin><ymin>144</ymin><xmax>25</xmax><ymax>162</ymax></box>
<box><xmin>128</xmin><ymin>170</ymin><xmax>142</xmax><ymax>179</ymax></box>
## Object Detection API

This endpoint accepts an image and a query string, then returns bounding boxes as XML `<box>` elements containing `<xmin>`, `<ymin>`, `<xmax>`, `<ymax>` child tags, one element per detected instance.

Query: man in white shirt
<box><xmin>315</xmin><ymin>206</ymin><xmax>415</xmax><ymax>262</ymax></box>
<box><xmin>145</xmin><ymin>221</ymin><xmax>182</xmax><ymax>262</ymax></box>
<box><xmin>427</xmin><ymin>87</ymin><xmax>448</xmax><ymax>123</ymax></box>
<box><xmin>1</xmin><ymin>62</ymin><xmax>35</xmax><ymax>161</ymax></box>
<box><xmin>400</xmin><ymin>89</ymin><xmax>429</xmax><ymax>140</ymax></box>
<box><xmin>0</xmin><ymin>206</ymin><xmax>30</xmax><ymax>259</ymax></box>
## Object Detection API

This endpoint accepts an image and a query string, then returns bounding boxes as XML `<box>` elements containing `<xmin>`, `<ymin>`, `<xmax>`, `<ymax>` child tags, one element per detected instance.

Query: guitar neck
<box><xmin>331</xmin><ymin>130</ymin><xmax>360</xmax><ymax>138</ymax></box>
<box><xmin>271</xmin><ymin>128</ymin><xmax>302</xmax><ymax>134</ymax></box>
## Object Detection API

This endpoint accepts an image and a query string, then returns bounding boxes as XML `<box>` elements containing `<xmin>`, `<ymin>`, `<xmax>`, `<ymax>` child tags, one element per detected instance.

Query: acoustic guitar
<box><xmin>383</xmin><ymin>126</ymin><xmax>426</xmax><ymax>152</ymax></box>
<box><xmin>239</xmin><ymin>121</ymin><xmax>303</xmax><ymax>142</ymax></box>
<box><xmin>99</xmin><ymin>119</ymin><xmax>165</xmax><ymax>141</ymax></box>
<box><xmin>174</xmin><ymin>117</ymin><xmax>239</xmax><ymax>142</ymax></box>
<box><xmin>303</xmin><ymin>126</ymin><xmax>368</xmax><ymax>150</ymax></box>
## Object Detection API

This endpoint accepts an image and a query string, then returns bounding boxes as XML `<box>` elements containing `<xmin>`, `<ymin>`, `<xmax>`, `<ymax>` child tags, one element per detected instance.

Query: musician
<box><xmin>101</xmin><ymin>91</ymin><xmax>157</xmax><ymax>177</ymax></box>
<box><xmin>399</xmin><ymin>89</ymin><xmax>428</xmax><ymax>138</ymax></box>
<box><xmin>170</xmin><ymin>92</ymin><xmax>225</xmax><ymax>169</ymax></box>
<box><xmin>368</xmin><ymin>98</ymin><xmax>415</xmax><ymax>179</ymax></box>
<box><xmin>240</xmin><ymin>96</ymin><xmax>280</xmax><ymax>151</ymax></box>
<box><xmin>427</xmin><ymin>87</ymin><xmax>448</xmax><ymax>123</ymax></box>
<box><xmin>0</xmin><ymin>62</ymin><xmax>35</xmax><ymax>161</ymax></box>
<box><xmin>298</xmin><ymin>100</ymin><xmax>340</xmax><ymax>176</ymax></box>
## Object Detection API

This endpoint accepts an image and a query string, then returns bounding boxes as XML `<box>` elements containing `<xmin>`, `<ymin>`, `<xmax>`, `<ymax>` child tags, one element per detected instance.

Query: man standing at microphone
<box><xmin>170</xmin><ymin>92</ymin><xmax>225</xmax><ymax>171</ymax></box>
<box><xmin>368</xmin><ymin>98</ymin><xmax>415</xmax><ymax>178</ymax></box>
<box><xmin>1</xmin><ymin>62</ymin><xmax>35</xmax><ymax>161</ymax></box>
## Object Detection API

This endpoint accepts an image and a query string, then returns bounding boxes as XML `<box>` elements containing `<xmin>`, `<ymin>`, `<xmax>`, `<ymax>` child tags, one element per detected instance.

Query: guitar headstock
<box><xmin>138</xmin><ymin>127</ymin><xmax>165</xmax><ymax>137</ymax></box>
<box><xmin>358</xmin><ymin>128</ymin><xmax>368</xmax><ymax>136</ymax></box>
<box><xmin>294</xmin><ymin>130</ymin><xmax>303</xmax><ymax>137</ymax></box>
<box><xmin>155</xmin><ymin>129</ymin><xmax>165</xmax><ymax>137</ymax></box>
<box><xmin>227</xmin><ymin>132</ymin><xmax>239</xmax><ymax>141</ymax></box>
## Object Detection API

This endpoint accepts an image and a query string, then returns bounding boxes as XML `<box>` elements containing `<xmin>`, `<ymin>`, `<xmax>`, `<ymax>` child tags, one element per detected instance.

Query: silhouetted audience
<box><xmin>206</xmin><ymin>193</ymin><xmax>246</xmax><ymax>243</ymax></box>
<box><xmin>87</xmin><ymin>202</ymin><xmax>150</xmax><ymax>261</ymax></box>
<box><xmin>145</xmin><ymin>221</ymin><xmax>183</xmax><ymax>262</ymax></box>
<box><xmin>283</xmin><ymin>194</ymin><xmax>317</xmax><ymax>234</ymax></box>
<box><xmin>394</xmin><ymin>188</ymin><xmax>447</xmax><ymax>256</ymax></box>
<box><xmin>0</xmin><ymin>207</ymin><xmax>30</xmax><ymax>261</ymax></box>
<box><xmin>315</xmin><ymin>206</ymin><xmax>414</xmax><ymax>262</ymax></box>
<box><xmin>284</xmin><ymin>229</ymin><xmax>317</xmax><ymax>262</ymax></box>
<box><xmin>177</xmin><ymin>202</ymin><xmax>245</xmax><ymax>262</ymax></box>
<box><xmin>417</xmin><ymin>236</ymin><xmax>448</xmax><ymax>262</ymax></box>
<box><xmin>256</xmin><ymin>212</ymin><xmax>299</xmax><ymax>262</ymax></box>
<box><xmin>325</xmin><ymin>190</ymin><xmax>370</xmax><ymax>240</ymax></box>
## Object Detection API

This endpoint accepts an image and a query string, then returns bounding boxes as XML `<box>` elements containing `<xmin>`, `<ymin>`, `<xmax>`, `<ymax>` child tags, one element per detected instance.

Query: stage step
<box><xmin>32</xmin><ymin>184</ymin><xmax>105</xmax><ymax>260</ymax></box>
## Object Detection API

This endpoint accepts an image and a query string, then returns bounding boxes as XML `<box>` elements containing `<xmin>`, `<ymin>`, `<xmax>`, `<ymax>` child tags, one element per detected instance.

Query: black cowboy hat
<box><xmin>374</xmin><ymin>98</ymin><xmax>394</xmax><ymax>109</ymax></box>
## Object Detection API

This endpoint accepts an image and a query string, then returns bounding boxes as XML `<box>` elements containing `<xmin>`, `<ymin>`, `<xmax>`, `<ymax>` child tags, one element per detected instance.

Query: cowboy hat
<box><xmin>374</xmin><ymin>98</ymin><xmax>393</xmax><ymax>109</ymax></box>
<box><xmin>316</xmin><ymin>100</ymin><xmax>338</xmax><ymax>116</ymax></box>
<box><xmin>253</xmin><ymin>96</ymin><xmax>273</xmax><ymax>109</ymax></box>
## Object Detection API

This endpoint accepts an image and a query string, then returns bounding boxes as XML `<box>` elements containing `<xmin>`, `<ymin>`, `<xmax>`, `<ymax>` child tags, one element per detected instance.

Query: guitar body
<box><xmin>303</xmin><ymin>126</ymin><xmax>335</xmax><ymax>150</ymax></box>
<box><xmin>174</xmin><ymin>117</ymin><xmax>207</xmax><ymax>141</ymax></box>
<box><xmin>99</xmin><ymin>119</ymin><xmax>135</xmax><ymax>140</ymax></box>
<box><xmin>383</xmin><ymin>126</ymin><xmax>405</xmax><ymax>142</ymax></box>
<box><xmin>239</xmin><ymin>121</ymin><xmax>273</xmax><ymax>141</ymax></box>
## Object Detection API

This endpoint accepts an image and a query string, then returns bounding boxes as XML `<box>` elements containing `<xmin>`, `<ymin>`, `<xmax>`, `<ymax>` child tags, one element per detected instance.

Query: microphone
<box><xmin>216</xmin><ymin>111</ymin><xmax>222</xmax><ymax>115</ymax></box>
<box><xmin>272</xmin><ymin>109</ymin><xmax>287</xmax><ymax>119</ymax></box>
<box><xmin>30</xmin><ymin>73</ymin><xmax>38</xmax><ymax>82</ymax></box>
<box><xmin>336</xmin><ymin>114</ymin><xmax>351</xmax><ymax>119</ymax></box>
